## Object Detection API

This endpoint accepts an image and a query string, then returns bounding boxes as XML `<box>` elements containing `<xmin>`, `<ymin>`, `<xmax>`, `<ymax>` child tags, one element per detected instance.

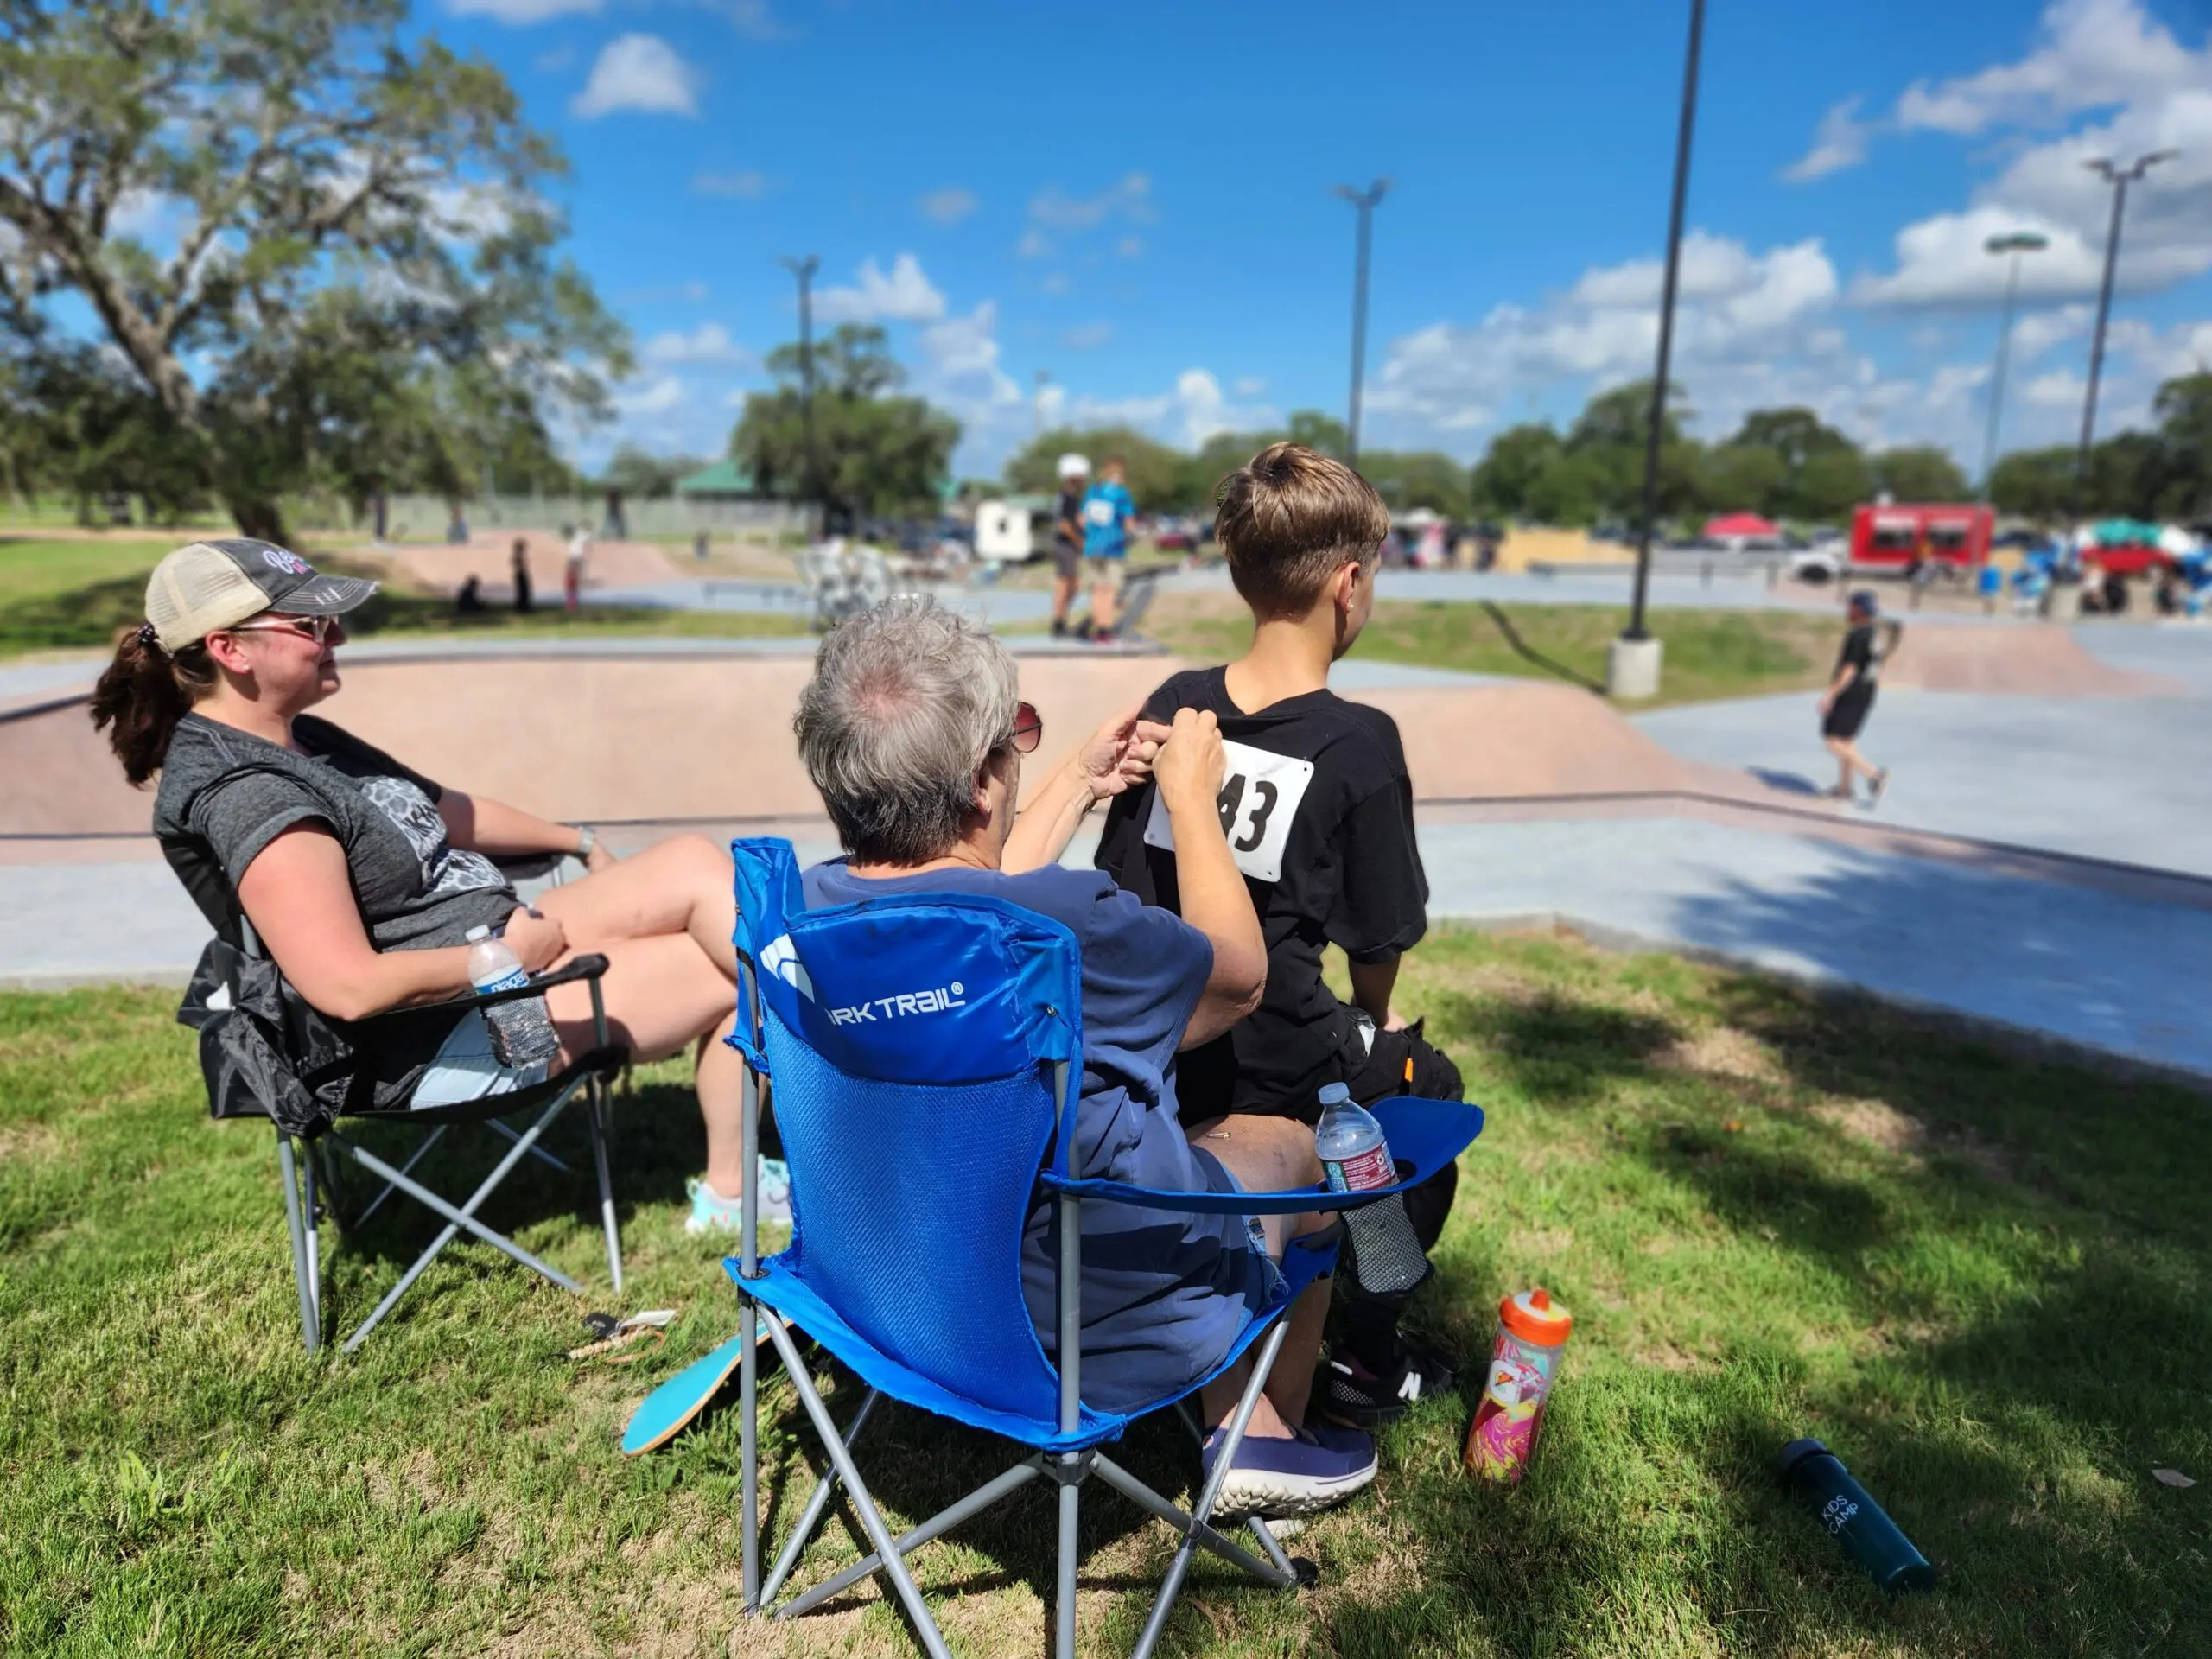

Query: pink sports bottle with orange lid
<box><xmin>1464</xmin><ymin>1287</ymin><xmax>1573</xmax><ymax>1484</ymax></box>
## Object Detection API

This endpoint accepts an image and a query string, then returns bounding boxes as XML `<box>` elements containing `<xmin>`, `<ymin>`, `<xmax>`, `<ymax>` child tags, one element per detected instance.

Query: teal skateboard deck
<box><xmin>620</xmin><ymin>1317</ymin><xmax>776</xmax><ymax>1456</ymax></box>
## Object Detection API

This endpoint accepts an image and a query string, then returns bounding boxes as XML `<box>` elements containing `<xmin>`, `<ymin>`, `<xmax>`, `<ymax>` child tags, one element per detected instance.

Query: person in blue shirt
<box><xmin>792</xmin><ymin>596</ymin><xmax>1380</xmax><ymax>1518</ymax></box>
<box><xmin>1081</xmin><ymin>455</ymin><xmax>1136</xmax><ymax>641</ymax></box>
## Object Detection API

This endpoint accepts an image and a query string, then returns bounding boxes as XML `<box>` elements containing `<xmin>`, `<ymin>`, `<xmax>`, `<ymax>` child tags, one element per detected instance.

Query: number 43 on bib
<box><xmin>1142</xmin><ymin>739</ymin><xmax>1315</xmax><ymax>884</ymax></box>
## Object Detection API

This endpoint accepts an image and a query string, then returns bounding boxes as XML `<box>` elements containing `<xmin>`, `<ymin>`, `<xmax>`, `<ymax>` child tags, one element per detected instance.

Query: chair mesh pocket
<box><xmin>1341</xmin><ymin>1193</ymin><xmax>1431</xmax><ymax>1298</ymax></box>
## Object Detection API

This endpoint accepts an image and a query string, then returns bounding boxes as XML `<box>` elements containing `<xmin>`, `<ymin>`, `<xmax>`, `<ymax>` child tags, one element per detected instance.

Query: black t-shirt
<box><xmin>1835</xmin><ymin>623</ymin><xmax>1885</xmax><ymax>703</ymax></box>
<box><xmin>1054</xmin><ymin>486</ymin><xmax>1084</xmax><ymax>552</ymax></box>
<box><xmin>1093</xmin><ymin>667</ymin><xmax>1428</xmax><ymax>1117</ymax></box>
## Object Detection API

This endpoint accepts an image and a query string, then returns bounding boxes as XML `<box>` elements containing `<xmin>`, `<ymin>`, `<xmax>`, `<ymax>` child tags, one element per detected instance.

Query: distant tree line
<box><xmin>1003</xmin><ymin>373</ymin><xmax>2212</xmax><ymax>532</ymax></box>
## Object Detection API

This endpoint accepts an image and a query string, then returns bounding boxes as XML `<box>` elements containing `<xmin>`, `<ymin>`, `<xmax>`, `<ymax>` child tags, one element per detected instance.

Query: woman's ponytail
<box><xmin>89</xmin><ymin>624</ymin><xmax>217</xmax><ymax>786</ymax></box>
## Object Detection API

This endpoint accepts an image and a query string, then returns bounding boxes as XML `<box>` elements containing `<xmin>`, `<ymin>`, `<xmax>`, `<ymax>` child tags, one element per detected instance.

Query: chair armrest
<box><xmin>1041</xmin><ymin>1097</ymin><xmax>1483</xmax><ymax>1217</ymax></box>
<box><xmin>342</xmin><ymin>952</ymin><xmax>612</xmax><ymax>1028</ymax></box>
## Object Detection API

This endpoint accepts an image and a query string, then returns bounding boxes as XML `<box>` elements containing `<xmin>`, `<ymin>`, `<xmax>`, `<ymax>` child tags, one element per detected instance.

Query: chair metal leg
<box><xmin>760</xmin><ymin>1389</ymin><xmax>880</xmax><ymax>1608</ymax></box>
<box><xmin>275</xmin><ymin>1130</ymin><xmax>319</xmax><ymax>1354</ymax></box>
<box><xmin>485</xmin><ymin>1116</ymin><xmax>569</xmax><ymax>1173</ymax></box>
<box><xmin>301</xmin><ymin>1146</ymin><xmax>321</xmax><ymax>1327</ymax></box>
<box><xmin>334</xmin><ymin>1091</ymin><xmax>582</xmax><ymax>1355</ymax></box>
<box><xmin>738</xmin><ymin>1045</ymin><xmax>762</xmax><ymax>1611</ymax></box>
<box><xmin>1130</xmin><ymin>1319</ymin><xmax>1294</xmax><ymax>1659</ymax></box>
<box><xmin>760</xmin><ymin>1313</ymin><xmax>952</xmax><ymax>1659</ymax></box>
<box><xmin>1090</xmin><ymin>1455</ymin><xmax>1288</xmax><ymax>1586</ymax></box>
<box><xmin>588</xmin><ymin>1079</ymin><xmax>622</xmax><ymax>1294</ymax></box>
<box><xmin>1056</xmin><ymin>1472</ymin><xmax>1079</xmax><ymax>1659</ymax></box>
<box><xmin>776</xmin><ymin>1458</ymin><xmax>1045</xmax><ymax>1621</ymax></box>
<box><xmin>1173</xmin><ymin>1398</ymin><xmax>1296</xmax><ymax>1574</ymax></box>
<box><xmin>353</xmin><ymin>1124</ymin><xmax>447</xmax><ymax>1227</ymax></box>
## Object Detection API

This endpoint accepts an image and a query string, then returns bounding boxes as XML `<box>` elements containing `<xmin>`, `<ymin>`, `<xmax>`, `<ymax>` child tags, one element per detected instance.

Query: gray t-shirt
<box><xmin>153</xmin><ymin>713</ymin><xmax>516</xmax><ymax>952</ymax></box>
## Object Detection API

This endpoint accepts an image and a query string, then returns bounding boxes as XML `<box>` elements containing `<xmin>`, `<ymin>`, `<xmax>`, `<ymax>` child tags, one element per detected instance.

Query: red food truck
<box><xmin>1849</xmin><ymin>503</ymin><xmax>1993</xmax><ymax>573</ymax></box>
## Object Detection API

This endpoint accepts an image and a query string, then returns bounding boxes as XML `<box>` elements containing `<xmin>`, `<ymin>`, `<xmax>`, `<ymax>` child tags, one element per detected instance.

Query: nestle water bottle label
<box><xmin>1323</xmin><ymin>1144</ymin><xmax>1396</xmax><ymax>1193</ymax></box>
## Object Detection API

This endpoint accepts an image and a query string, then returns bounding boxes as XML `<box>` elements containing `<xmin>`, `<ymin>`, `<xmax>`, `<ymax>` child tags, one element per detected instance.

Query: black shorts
<box><xmin>1822</xmin><ymin>689</ymin><xmax>1874</xmax><ymax>740</ymax></box>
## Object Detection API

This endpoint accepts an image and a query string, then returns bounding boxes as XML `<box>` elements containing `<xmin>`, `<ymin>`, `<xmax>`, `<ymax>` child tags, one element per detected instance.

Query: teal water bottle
<box><xmin>1777</xmin><ymin>1439</ymin><xmax>1936</xmax><ymax>1592</ymax></box>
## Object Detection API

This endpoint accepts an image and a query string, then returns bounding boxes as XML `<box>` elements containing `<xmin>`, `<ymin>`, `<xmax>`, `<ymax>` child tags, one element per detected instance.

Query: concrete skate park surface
<box><xmin>6</xmin><ymin>625</ymin><xmax>2210</xmax><ymax>1084</ymax></box>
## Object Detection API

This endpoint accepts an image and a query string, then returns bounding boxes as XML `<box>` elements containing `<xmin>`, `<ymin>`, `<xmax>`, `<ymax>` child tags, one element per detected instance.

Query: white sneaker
<box><xmin>683</xmin><ymin>1159</ymin><xmax>791</xmax><ymax>1236</ymax></box>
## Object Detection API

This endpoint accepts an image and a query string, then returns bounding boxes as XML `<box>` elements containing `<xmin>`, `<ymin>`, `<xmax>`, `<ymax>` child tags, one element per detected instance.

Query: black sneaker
<box><xmin>1051</xmin><ymin>618</ymin><xmax>1069</xmax><ymax>638</ymax></box>
<box><xmin>1317</xmin><ymin>1337</ymin><xmax>1456</xmax><ymax>1429</ymax></box>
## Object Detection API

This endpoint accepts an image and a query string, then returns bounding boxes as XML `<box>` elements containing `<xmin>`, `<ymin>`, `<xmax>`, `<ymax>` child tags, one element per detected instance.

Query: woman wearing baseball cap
<box><xmin>91</xmin><ymin>539</ymin><xmax>771</xmax><ymax>1236</ymax></box>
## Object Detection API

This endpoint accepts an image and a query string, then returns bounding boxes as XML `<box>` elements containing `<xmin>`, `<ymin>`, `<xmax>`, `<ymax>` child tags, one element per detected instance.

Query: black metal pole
<box><xmin>1349</xmin><ymin>198</ymin><xmax>1373</xmax><ymax>467</ymax></box>
<box><xmin>2075</xmin><ymin>178</ymin><xmax>2128</xmax><ymax>514</ymax></box>
<box><xmin>1335</xmin><ymin>180</ymin><xmax>1388</xmax><ymax>467</ymax></box>
<box><xmin>1981</xmin><ymin>251</ymin><xmax>2024</xmax><ymax>496</ymax></box>
<box><xmin>784</xmin><ymin>254</ymin><xmax>822</xmax><ymax>533</ymax></box>
<box><xmin>1625</xmin><ymin>0</ymin><xmax>1706</xmax><ymax>645</ymax></box>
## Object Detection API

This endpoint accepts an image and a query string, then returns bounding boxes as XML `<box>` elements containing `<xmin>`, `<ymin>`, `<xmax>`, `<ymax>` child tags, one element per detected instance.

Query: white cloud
<box><xmin>643</xmin><ymin>322</ymin><xmax>753</xmax><ymax>368</ymax></box>
<box><xmin>1232</xmin><ymin>376</ymin><xmax>1268</xmax><ymax>398</ymax></box>
<box><xmin>615</xmin><ymin>376</ymin><xmax>687</xmax><ymax>416</ymax></box>
<box><xmin>448</xmin><ymin>0</ymin><xmax>598</xmax><ymax>20</ymax></box>
<box><xmin>1823</xmin><ymin>1</ymin><xmax>2212</xmax><ymax>306</ymax></box>
<box><xmin>534</xmin><ymin>44</ymin><xmax>577</xmax><ymax>72</ymax></box>
<box><xmin>1369</xmin><ymin>233</ymin><xmax>1851</xmax><ymax>441</ymax></box>
<box><xmin>917</xmin><ymin>302</ymin><xmax>1023</xmax><ymax>409</ymax></box>
<box><xmin>2010</xmin><ymin>301</ymin><xmax>2094</xmax><ymax>363</ymax></box>
<box><xmin>572</xmin><ymin>35</ymin><xmax>701</xmax><ymax>118</ymax></box>
<box><xmin>1029</xmin><ymin>173</ymin><xmax>1153</xmax><ymax>231</ymax></box>
<box><xmin>694</xmin><ymin>169</ymin><xmax>768</xmax><ymax>199</ymax></box>
<box><xmin>1116</xmin><ymin>235</ymin><xmax>1145</xmax><ymax>259</ymax></box>
<box><xmin>816</xmin><ymin>253</ymin><xmax>947</xmax><ymax>324</ymax></box>
<box><xmin>1783</xmin><ymin>98</ymin><xmax>1878</xmax><ymax>181</ymax></box>
<box><xmin>1039</xmin><ymin>272</ymin><xmax>1071</xmax><ymax>296</ymax></box>
<box><xmin>1053</xmin><ymin>369</ymin><xmax>1276</xmax><ymax>452</ymax></box>
<box><xmin>1016</xmin><ymin>227</ymin><xmax>1051</xmax><ymax>260</ymax></box>
<box><xmin>918</xmin><ymin>188</ymin><xmax>979</xmax><ymax>226</ymax></box>
<box><xmin>1061</xmin><ymin>321</ymin><xmax>1113</xmax><ymax>351</ymax></box>
<box><xmin>706</xmin><ymin>0</ymin><xmax>786</xmax><ymax>39</ymax></box>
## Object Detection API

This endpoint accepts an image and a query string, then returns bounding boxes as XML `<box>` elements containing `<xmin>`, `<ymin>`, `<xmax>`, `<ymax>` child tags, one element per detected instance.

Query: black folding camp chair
<box><xmin>176</xmin><ymin>850</ymin><xmax>630</xmax><ymax>1355</ymax></box>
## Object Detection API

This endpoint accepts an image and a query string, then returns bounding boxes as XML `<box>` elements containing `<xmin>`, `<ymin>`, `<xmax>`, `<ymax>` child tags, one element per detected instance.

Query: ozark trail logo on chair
<box><xmin>828</xmin><ymin>982</ymin><xmax>968</xmax><ymax>1027</ymax></box>
<box><xmin>759</xmin><ymin>933</ymin><xmax>814</xmax><ymax>1001</ymax></box>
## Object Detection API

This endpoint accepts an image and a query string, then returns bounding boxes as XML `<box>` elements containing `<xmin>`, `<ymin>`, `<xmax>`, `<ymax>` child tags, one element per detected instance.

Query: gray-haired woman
<box><xmin>791</xmin><ymin>597</ymin><xmax>1376</xmax><ymax>1517</ymax></box>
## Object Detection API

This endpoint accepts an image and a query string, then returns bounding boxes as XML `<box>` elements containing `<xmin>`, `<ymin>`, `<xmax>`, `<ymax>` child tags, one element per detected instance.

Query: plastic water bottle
<box><xmin>1314</xmin><ymin>1083</ymin><xmax>1395</xmax><ymax>1193</ymax></box>
<box><xmin>466</xmin><ymin>924</ymin><xmax>560</xmax><ymax>1069</ymax></box>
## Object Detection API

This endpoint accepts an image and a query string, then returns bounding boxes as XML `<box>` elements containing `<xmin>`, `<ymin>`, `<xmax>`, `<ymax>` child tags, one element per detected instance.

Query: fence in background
<box><xmin>364</xmin><ymin>494</ymin><xmax>816</xmax><ymax>542</ymax></box>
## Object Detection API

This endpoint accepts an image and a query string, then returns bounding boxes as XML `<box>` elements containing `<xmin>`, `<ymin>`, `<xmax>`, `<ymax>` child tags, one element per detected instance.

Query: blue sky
<box><xmin>436</xmin><ymin>0</ymin><xmax>2212</xmax><ymax>476</ymax></box>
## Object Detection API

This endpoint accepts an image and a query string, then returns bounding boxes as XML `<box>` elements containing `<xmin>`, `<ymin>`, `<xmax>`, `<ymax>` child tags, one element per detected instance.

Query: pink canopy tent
<box><xmin>1703</xmin><ymin>512</ymin><xmax>1779</xmax><ymax>537</ymax></box>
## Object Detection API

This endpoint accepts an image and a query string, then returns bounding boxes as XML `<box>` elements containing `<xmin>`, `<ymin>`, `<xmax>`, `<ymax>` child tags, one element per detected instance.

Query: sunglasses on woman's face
<box><xmin>1009</xmin><ymin>701</ymin><xmax>1042</xmax><ymax>754</ymax></box>
<box><xmin>229</xmin><ymin>614</ymin><xmax>340</xmax><ymax>646</ymax></box>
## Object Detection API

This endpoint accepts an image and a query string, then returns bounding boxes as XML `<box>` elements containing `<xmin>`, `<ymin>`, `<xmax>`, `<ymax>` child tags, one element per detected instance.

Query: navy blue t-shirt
<box><xmin>803</xmin><ymin>858</ymin><xmax>1274</xmax><ymax>1410</ymax></box>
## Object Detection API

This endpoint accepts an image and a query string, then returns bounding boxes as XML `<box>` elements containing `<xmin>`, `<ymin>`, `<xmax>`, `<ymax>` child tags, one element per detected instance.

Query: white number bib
<box><xmin>1142</xmin><ymin>739</ymin><xmax>1315</xmax><ymax>884</ymax></box>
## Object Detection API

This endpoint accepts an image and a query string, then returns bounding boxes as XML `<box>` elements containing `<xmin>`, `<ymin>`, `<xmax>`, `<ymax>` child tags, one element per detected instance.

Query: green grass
<box><xmin>1151</xmin><ymin>595</ymin><xmax>1845</xmax><ymax>708</ymax></box>
<box><xmin>4</xmin><ymin>933</ymin><xmax>2206</xmax><ymax>1656</ymax></box>
<box><xmin>0</xmin><ymin>538</ymin><xmax>809</xmax><ymax>659</ymax></box>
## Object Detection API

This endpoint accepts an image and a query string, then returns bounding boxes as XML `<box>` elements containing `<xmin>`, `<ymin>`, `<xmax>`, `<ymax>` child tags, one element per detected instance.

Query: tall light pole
<box><xmin>1033</xmin><ymin>368</ymin><xmax>1052</xmax><ymax>438</ymax></box>
<box><xmin>780</xmin><ymin>254</ymin><xmax>822</xmax><ymax>533</ymax></box>
<box><xmin>1980</xmin><ymin>231</ymin><xmax>2048</xmax><ymax>495</ymax></box>
<box><xmin>1611</xmin><ymin>0</ymin><xmax>1706</xmax><ymax>701</ymax></box>
<box><xmin>1333</xmin><ymin>178</ymin><xmax>1389</xmax><ymax>467</ymax></box>
<box><xmin>2075</xmin><ymin>151</ymin><xmax>2175</xmax><ymax>512</ymax></box>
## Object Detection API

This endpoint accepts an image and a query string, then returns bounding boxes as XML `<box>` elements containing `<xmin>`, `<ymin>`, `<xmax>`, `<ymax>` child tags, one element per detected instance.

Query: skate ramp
<box><xmin>1885</xmin><ymin>623</ymin><xmax>2181</xmax><ymax>696</ymax></box>
<box><xmin>3</xmin><ymin>653</ymin><xmax>1767</xmax><ymax>838</ymax></box>
<box><xmin>374</xmin><ymin>530</ymin><xmax>680</xmax><ymax>598</ymax></box>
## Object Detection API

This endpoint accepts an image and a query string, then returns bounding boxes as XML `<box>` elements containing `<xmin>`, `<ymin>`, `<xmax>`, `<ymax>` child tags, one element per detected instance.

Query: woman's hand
<box><xmin>1154</xmin><ymin>708</ymin><xmax>1226</xmax><ymax>816</ymax></box>
<box><xmin>582</xmin><ymin>838</ymin><xmax>618</xmax><ymax>874</ymax></box>
<box><xmin>1075</xmin><ymin>702</ymin><xmax>1173</xmax><ymax>803</ymax></box>
<box><xmin>503</xmin><ymin>906</ymin><xmax>569</xmax><ymax>974</ymax></box>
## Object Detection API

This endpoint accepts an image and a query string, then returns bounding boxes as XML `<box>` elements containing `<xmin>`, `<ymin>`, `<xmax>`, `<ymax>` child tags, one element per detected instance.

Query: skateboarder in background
<box><xmin>1821</xmin><ymin>590</ymin><xmax>1896</xmax><ymax>807</ymax></box>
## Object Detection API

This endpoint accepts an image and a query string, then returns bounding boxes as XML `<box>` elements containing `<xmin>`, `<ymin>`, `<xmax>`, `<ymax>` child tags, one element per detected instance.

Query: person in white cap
<box><xmin>89</xmin><ymin>538</ymin><xmax>784</xmax><ymax>1234</ymax></box>
<box><xmin>1051</xmin><ymin>452</ymin><xmax>1090</xmax><ymax>637</ymax></box>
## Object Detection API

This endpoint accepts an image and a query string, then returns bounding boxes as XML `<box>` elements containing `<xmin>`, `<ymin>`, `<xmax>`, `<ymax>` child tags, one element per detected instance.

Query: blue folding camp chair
<box><xmin>715</xmin><ymin>838</ymin><xmax>1484</xmax><ymax>1657</ymax></box>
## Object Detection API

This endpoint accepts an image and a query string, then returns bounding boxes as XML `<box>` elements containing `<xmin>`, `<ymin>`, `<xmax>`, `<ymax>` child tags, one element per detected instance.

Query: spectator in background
<box><xmin>510</xmin><ymin>537</ymin><xmax>533</xmax><ymax>613</ymax></box>
<box><xmin>564</xmin><ymin>524</ymin><xmax>588</xmax><ymax>613</ymax></box>
<box><xmin>455</xmin><ymin>575</ymin><xmax>485</xmax><ymax>614</ymax></box>
<box><xmin>1081</xmin><ymin>455</ymin><xmax>1135</xmax><ymax>643</ymax></box>
<box><xmin>1051</xmin><ymin>453</ymin><xmax>1090</xmax><ymax>639</ymax></box>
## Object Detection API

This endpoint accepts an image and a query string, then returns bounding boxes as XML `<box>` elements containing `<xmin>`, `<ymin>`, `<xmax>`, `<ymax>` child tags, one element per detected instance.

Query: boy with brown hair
<box><xmin>1094</xmin><ymin>441</ymin><xmax>1465</xmax><ymax>1427</ymax></box>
